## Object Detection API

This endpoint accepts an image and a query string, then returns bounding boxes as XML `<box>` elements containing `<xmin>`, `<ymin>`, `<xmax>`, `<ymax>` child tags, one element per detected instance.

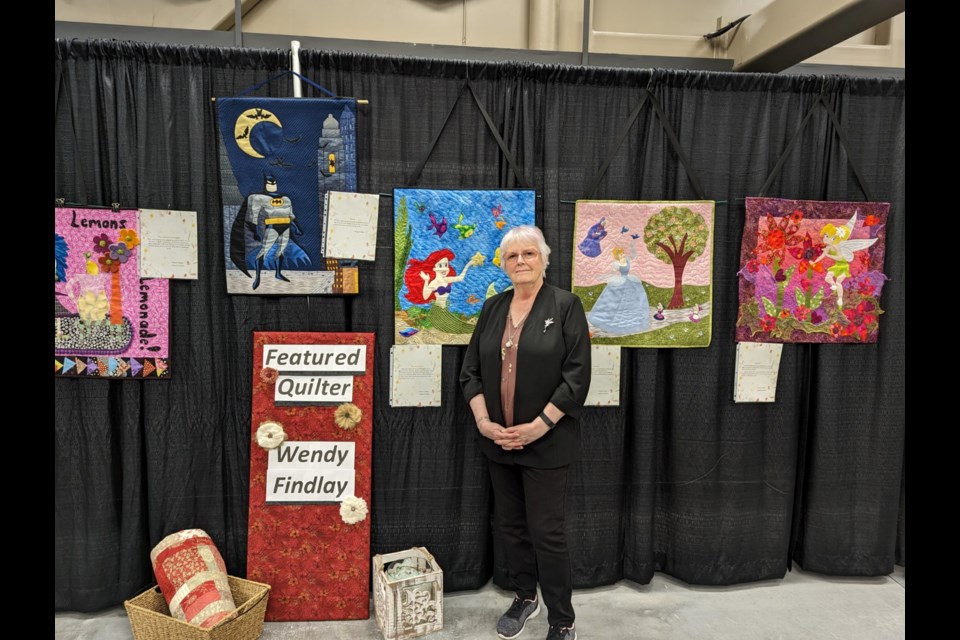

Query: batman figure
<box><xmin>229</xmin><ymin>175</ymin><xmax>305</xmax><ymax>289</ymax></box>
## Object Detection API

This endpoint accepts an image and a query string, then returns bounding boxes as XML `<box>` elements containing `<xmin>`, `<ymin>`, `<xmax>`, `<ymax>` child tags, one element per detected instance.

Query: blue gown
<box><xmin>587</xmin><ymin>262</ymin><xmax>650</xmax><ymax>335</ymax></box>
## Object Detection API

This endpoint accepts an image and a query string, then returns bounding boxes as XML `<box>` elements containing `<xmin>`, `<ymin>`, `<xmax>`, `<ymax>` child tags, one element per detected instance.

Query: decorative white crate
<box><xmin>372</xmin><ymin>547</ymin><xmax>444</xmax><ymax>640</ymax></box>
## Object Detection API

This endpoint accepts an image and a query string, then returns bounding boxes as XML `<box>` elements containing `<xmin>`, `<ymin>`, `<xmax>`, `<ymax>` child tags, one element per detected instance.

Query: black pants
<box><xmin>488</xmin><ymin>459</ymin><xmax>574</xmax><ymax>627</ymax></box>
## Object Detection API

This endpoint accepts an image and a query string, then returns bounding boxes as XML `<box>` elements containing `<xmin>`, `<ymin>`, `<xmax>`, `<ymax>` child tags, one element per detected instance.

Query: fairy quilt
<box><xmin>736</xmin><ymin>197</ymin><xmax>889</xmax><ymax>343</ymax></box>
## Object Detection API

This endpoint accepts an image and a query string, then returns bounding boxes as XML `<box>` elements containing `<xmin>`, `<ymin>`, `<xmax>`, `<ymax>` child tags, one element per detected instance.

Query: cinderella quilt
<box><xmin>572</xmin><ymin>200</ymin><xmax>715</xmax><ymax>348</ymax></box>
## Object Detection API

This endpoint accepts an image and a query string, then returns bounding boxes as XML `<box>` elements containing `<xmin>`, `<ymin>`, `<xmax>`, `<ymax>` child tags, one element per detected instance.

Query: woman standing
<box><xmin>460</xmin><ymin>225</ymin><xmax>591</xmax><ymax>640</ymax></box>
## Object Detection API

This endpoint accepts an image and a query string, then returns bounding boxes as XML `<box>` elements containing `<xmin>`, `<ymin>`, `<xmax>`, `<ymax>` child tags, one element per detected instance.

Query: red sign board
<box><xmin>247</xmin><ymin>332</ymin><xmax>374</xmax><ymax>621</ymax></box>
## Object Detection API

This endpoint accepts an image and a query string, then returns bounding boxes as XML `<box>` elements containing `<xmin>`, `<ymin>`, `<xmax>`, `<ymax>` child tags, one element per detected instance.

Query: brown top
<box><xmin>499</xmin><ymin>313</ymin><xmax>528</xmax><ymax>427</ymax></box>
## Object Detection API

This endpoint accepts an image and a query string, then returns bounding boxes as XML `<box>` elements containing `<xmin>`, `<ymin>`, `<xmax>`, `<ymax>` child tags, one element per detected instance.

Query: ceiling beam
<box><xmin>727</xmin><ymin>0</ymin><xmax>904</xmax><ymax>72</ymax></box>
<box><xmin>212</xmin><ymin>0</ymin><xmax>264</xmax><ymax>31</ymax></box>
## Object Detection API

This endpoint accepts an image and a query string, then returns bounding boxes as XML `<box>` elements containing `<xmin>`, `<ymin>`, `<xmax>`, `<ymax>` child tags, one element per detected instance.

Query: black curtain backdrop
<box><xmin>54</xmin><ymin>39</ymin><xmax>905</xmax><ymax>612</ymax></box>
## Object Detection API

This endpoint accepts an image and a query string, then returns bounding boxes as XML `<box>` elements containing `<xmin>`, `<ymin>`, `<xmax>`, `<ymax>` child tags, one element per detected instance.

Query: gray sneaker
<box><xmin>496</xmin><ymin>595</ymin><xmax>541</xmax><ymax>639</ymax></box>
<box><xmin>546</xmin><ymin>623</ymin><xmax>577</xmax><ymax>640</ymax></box>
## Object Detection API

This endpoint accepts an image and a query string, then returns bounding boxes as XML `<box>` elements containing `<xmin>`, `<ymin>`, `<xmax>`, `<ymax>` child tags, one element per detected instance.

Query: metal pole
<box><xmin>234</xmin><ymin>0</ymin><xmax>242</xmax><ymax>47</ymax></box>
<box><xmin>581</xmin><ymin>0</ymin><xmax>590</xmax><ymax>66</ymax></box>
<box><xmin>291</xmin><ymin>40</ymin><xmax>302</xmax><ymax>97</ymax></box>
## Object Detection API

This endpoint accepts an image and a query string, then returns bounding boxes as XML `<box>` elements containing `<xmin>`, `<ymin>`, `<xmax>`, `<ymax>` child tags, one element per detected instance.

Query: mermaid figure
<box><xmin>404</xmin><ymin>249</ymin><xmax>480</xmax><ymax>309</ymax></box>
<box><xmin>403</xmin><ymin>248</ymin><xmax>484</xmax><ymax>334</ymax></box>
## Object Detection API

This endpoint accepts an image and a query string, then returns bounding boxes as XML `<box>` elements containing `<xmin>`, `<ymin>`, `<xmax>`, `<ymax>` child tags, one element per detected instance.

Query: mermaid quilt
<box><xmin>394</xmin><ymin>189</ymin><xmax>535</xmax><ymax>345</ymax></box>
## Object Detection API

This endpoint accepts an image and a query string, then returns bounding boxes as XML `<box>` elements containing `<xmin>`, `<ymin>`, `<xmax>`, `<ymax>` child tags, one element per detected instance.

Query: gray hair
<box><xmin>499</xmin><ymin>225</ymin><xmax>551</xmax><ymax>278</ymax></box>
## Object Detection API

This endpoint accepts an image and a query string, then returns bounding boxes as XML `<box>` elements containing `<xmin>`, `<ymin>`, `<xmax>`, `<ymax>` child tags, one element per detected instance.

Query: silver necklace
<box><xmin>501</xmin><ymin>311</ymin><xmax>528</xmax><ymax>360</ymax></box>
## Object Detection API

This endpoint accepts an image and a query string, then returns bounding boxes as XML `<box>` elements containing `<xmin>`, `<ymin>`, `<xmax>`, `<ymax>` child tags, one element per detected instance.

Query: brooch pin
<box><xmin>543</xmin><ymin>317</ymin><xmax>555</xmax><ymax>333</ymax></box>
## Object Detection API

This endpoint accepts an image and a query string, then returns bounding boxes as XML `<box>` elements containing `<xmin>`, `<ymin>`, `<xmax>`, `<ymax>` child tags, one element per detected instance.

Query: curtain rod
<box><xmin>209</xmin><ymin>97</ymin><xmax>369</xmax><ymax>104</ymax></box>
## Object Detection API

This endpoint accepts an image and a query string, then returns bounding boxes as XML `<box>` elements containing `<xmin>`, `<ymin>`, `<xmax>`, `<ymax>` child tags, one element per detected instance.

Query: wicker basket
<box><xmin>124</xmin><ymin>576</ymin><xmax>271</xmax><ymax>640</ymax></box>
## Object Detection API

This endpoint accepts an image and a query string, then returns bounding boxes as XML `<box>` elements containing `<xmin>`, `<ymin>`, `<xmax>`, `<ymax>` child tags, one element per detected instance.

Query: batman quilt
<box><xmin>217</xmin><ymin>97</ymin><xmax>359</xmax><ymax>295</ymax></box>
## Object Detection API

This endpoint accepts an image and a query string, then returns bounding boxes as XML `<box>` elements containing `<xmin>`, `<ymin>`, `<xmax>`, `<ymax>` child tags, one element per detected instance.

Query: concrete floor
<box><xmin>55</xmin><ymin>564</ymin><xmax>904</xmax><ymax>640</ymax></box>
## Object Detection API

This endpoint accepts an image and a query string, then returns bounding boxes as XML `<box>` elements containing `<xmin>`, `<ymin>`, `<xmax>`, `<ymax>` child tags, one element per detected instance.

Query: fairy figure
<box><xmin>578</xmin><ymin>217</ymin><xmax>607</xmax><ymax>258</ymax></box>
<box><xmin>811</xmin><ymin>212</ymin><xmax>877</xmax><ymax>308</ymax></box>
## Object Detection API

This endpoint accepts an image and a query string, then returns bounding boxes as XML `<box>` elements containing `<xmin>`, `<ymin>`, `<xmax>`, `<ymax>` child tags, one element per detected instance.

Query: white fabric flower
<box><xmin>340</xmin><ymin>495</ymin><xmax>368</xmax><ymax>525</ymax></box>
<box><xmin>256</xmin><ymin>421</ymin><xmax>286</xmax><ymax>450</ymax></box>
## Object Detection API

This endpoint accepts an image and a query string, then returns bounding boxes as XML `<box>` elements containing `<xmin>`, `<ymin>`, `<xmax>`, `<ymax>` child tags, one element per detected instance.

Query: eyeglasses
<box><xmin>504</xmin><ymin>249</ymin><xmax>540</xmax><ymax>264</ymax></box>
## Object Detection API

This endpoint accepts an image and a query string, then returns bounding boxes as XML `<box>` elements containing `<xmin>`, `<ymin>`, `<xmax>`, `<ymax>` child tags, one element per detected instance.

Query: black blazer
<box><xmin>460</xmin><ymin>282</ymin><xmax>591</xmax><ymax>468</ymax></box>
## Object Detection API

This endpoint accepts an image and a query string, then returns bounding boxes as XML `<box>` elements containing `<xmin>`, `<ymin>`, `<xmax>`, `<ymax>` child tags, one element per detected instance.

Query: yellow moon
<box><xmin>234</xmin><ymin>108</ymin><xmax>283</xmax><ymax>158</ymax></box>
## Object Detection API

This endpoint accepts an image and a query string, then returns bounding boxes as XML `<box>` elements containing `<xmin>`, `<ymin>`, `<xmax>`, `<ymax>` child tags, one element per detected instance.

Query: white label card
<box><xmin>138</xmin><ymin>208</ymin><xmax>199</xmax><ymax>279</ymax></box>
<box><xmin>734</xmin><ymin>342</ymin><xmax>784</xmax><ymax>403</ymax></box>
<box><xmin>390</xmin><ymin>344</ymin><xmax>442</xmax><ymax>407</ymax></box>
<box><xmin>584</xmin><ymin>345</ymin><xmax>621</xmax><ymax>406</ymax></box>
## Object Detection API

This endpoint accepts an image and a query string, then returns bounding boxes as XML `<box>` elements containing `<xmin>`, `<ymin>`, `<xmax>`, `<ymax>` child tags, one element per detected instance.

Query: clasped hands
<box><xmin>478</xmin><ymin>418</ymin><xmax>548</xmax><ymax>451</ymax></box>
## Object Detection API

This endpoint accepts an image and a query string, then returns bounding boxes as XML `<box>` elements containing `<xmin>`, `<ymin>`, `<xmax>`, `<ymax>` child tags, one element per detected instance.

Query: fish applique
<box><xmin>467</xmin><ymin>294</ymin><xmax>481</xmax><ymax>304</ymax></box>
<box><xmin>452</xmin><ymin>213</ymin><xmax>476</xmax><ymax>239</ymax></box>
<box><xmin>492</xmin><ymin>204</ymin><xmax>507</xmax><ymax>229</ymax></box>
<box><xmin>427</xmin><ymin>213</ymin><xmax>448</xmax><ymax>238</ymax></box>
